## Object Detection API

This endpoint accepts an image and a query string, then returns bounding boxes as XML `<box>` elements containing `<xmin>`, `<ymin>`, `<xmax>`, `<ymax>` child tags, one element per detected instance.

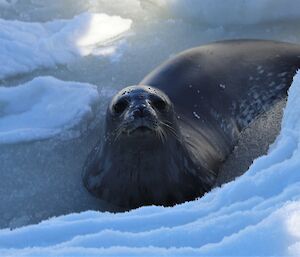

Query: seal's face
<box><xmin>83</xmin><ymin>85</ymin><xmax>212</xmax><ymax>209</ymax></box>
<box><xmin>107</xmin><ymin>85</ymin><xmax>174</xmax><ymax>142</ymax></box>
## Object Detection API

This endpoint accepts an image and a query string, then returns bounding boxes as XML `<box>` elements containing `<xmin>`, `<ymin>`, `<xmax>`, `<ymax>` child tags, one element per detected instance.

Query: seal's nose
<box><xmin>133</xmin><ymin>104</ymin><xmax>147</xmax><ymax>118</ymax></box>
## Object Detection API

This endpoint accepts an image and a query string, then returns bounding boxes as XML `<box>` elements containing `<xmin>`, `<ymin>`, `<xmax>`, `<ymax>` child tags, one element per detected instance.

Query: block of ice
<box><xmin>0</xmin><ymin>76</ymin><xmax>102</xmax><ymax>143</ymax></box>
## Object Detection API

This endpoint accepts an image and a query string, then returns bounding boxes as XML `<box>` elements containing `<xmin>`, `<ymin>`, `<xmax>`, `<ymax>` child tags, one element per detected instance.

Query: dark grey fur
<box><xmin>83</xmin><ymin>40</ymin><xmax>300</xmax><ymax>209</ymax></box>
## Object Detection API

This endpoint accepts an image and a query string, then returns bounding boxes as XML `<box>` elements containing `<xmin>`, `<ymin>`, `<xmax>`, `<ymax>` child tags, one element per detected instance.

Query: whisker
<box><xmin>159</xmin><ymin>127</ymin><xmax>166</xmax><ymax>144</ymax></box>
<box><xmin>159</xmin><ymin>121</ymin><xmax>182</xmax><ymax>142</ymax></box>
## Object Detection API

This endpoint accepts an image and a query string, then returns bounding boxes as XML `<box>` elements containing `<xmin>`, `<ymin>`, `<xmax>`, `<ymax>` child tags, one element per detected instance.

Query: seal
<box><xmin>83</xmin><ymin>39</ymin><xmax>300</xmax><ymax>209</ymax></box>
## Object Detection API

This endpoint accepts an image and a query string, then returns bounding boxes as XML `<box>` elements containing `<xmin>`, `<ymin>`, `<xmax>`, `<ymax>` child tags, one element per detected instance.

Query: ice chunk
<box><xmin>0</xmin><ymin>12</ymin><xmax>132</xmax><ymax>79</ymax></box>
<box><xmin>0</xmin><ymin>76</ymin><xmax>102</xmax><ymax>144</ymax></box>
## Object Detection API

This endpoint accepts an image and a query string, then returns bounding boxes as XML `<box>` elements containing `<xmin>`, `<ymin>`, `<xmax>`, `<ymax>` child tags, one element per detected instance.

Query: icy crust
<box><xmin>0</xmin><ymin>12</ymin><xmax>132</xmax><ymax>79</ymax></box>
<box><xmin>157</xmin><ymin>0</ymin><xmax>300</xmax><ymax>26</ymax></box>
<box><xmin>0</xmin><ymin>0</ymin><xmax>18</xmax><ymax>7</ymax></box>
<box><xmin>66</xmin><ymin>0</ymin><xmax>300</xmax><ymax>26</ymax></box>
<box><xmin>0</xmin><ymin>76</ymin><xmax>103</xmax><ymax>144</ymax></box>
<box><xmin>0</xmin><ymin>73</ymin><xmax>300</xmax><ymax>255</ymax></box>
<box><xmin>2</xmin><ymin>0</ymin><xmax>300</xmax><ymax>26</ymax></box>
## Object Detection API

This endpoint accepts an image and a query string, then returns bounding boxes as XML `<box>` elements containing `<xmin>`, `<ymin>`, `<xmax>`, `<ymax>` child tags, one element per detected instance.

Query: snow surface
<box><xmin>0</xmin><ymin>12</ymin><xmax>131</xmax><ymax>79</ymax></box>
<box><xmin>5</xmin><ymin>0</ymin><xmax>300</xmax><ymax>26</ymax></box>
<box><xmin>0</xmin><ymin>72</ymin><xmax>299</xmax><ymax>256</ymax></box>
<box><xmin>0</xmin><ymin>0</ymin><xmax>17</xmax><ymax>7</ymax></box>
<box><xmin>0</xmin><ymin>1</ymin><xmax>300</xmax><ymax>256</ymax></box>
<box><xmin>161</xmin><ymin>0</ymin><xmax>300</xmax><ymax>26</ymax></box>
<box><xmin>0</xmin><ymin>76</ymin><xmax>103</xmax><ymax>144</ymax></box>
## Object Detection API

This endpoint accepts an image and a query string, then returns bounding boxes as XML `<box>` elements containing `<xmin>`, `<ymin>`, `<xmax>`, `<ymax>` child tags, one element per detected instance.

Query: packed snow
<box><xmin>0</xmin><ymin>76</ymin><xmax>103</xmax><ymax>144</ymax></box>
<box><xmin>4</xmin><ymin>0</ymin><xmax>300</xmax><ymax>26</ymax></box>
<box><xmin>161</xmin><ymin>0</ymin><xmax>300</xmax><ymax>26</ymax></box>
<box><xmin>0</xmin><ymin>72</ymin><xmax>299</xmax><ymax>256</ymax></box>
<box><xmin>0</xmin><ymin>12</ymin><xmax>131</xmax><ymax>79</ymax></box>
<box><xmin>0</xmin><ymin>0</ymin><xmax>300</xmax><ymax>256</ymax></box>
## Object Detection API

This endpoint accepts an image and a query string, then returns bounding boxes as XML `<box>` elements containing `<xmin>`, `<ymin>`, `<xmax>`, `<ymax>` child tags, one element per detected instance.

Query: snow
<box><xmin>0</xmin><ymin>76</ymin><xmax>104</xmax><ymax>144</ymax></box>
<box><xmin>160</xmin><ymin>0</ymin><xmax>300</xmax><ymax>26</ymax></box>
<box><xmin>0</xmin><ymin>12</ymin><xmax>132</xmax><ymax>79</ymax></box>
<box><xmin>2</xmin><ymin>0</ymin><xmax>300</xmax><ymax>27</ymax></box>
<box><xmin>1</xmin><ymin>0</ymin><xmax>300</xmax><ymax>28</ymax></box>
<box><xmin>0</xmin><ymin>0</ymin><xmax>17</xmax><ymax>7</ymax></box>
<box><xmin>0</xmin><ymin>72</ymin><xmax>299</xmax><ymax>256</ymax></box>
<box><xmin>0</xmin><ymin>1</ymin><xmax>300</xmax><ymax>256</ymax></box>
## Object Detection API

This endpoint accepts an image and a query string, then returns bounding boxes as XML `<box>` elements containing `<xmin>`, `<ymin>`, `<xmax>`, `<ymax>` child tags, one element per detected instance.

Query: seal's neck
<box><xmin>105</xmin><ymin>135</ymin><xmax>185</xmax><ymax>176</ymax></box>
<box><xmin>84</xmin><ymin>132</ymin><xmax>215</xmax><ymax>209</ymax></box>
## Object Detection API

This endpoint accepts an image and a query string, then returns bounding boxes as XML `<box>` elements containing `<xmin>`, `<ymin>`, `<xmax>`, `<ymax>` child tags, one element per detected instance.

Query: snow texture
<box><xmin>0</xmin><ymin>12</ymin><xmax>132</xmax><ymax>79</ymax></box>
<box><xmin>80</xmin><ymin>0</ymin><xmax>300</xmax><ymax>26</ymax></box>
<box><xmin>159</xmin><ymin>0</ymin><xmax>300</xmax><ymax>26</ymax></box>
<box><xmin>0</xmin><ymin>72</ymin><xmax>299</xmax><ymax>256</ymax></box>
<box><xmin>3</xmin><ymin>0</ymin><xmax>300</xmax><ymax>26</ymax></box>
<box><xmin>0</xmin><ymin>76</ymin><xmax>101</xmax><ymax>144</ymax></box>
<box><xmin>0</xmin><ymin>0</ymin><xmax>18</xmax><ymax>7</ymax></box>
<box><xmin>0</xmin><ymin>1</ymin><xmax>300</xmax><ymax>256</ymax></box>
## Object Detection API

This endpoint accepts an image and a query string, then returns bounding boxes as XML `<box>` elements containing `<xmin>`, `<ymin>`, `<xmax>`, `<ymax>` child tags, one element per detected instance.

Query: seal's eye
<box><xmin>113</xmin><ymin>98</ymin><xmax>128</xmax><ymax>115</ymax></box>
<box><xmin>151</xmin><ymin>97</ymin><xmax>166</xmax><ymax>111</ymax></box>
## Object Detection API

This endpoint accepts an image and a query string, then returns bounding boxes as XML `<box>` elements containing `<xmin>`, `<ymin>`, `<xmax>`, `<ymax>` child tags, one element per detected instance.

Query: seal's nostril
<box><xmin>133</xmin><ymin>108</ymin><xmax>142</xmax><ymax>118</ymax></box>
<box><xmin>133</xmin><ymin>104</ymin><xmax>147</xmax><ymax>118</ymax></box>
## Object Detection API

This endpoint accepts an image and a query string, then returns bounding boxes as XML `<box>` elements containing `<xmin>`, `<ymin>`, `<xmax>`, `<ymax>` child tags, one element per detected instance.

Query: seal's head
<box><xmin>83</xmin><ymin>85</ymin><xmax>215</xmax><ymax>209</ymax></box>
<box><xmin>106</xmin><ymin>85</ymin><xmax>175</xmax><ymax>143</ymax></box>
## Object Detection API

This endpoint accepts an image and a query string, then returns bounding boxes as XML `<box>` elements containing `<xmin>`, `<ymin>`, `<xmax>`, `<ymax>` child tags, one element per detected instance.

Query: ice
<box><xmin>0</xmin><ymin>1</ymin><xmax>300</xmax><ymax>255</ymax></box>
<box><xmin>0</xmin><ymin>76</ymin><xmax>105</xmax><ymax>144</ymax></box>
<box><xmin>0</xmin><ymin>72</ymin><xmax>299</xmax><ymax>256</ymax></box>
<box><xmin>159</xmin><ymin>0</ymin><xmax>300</xmax><ymax>26</ymax></box>
<box><xmin>0</xmin><ymin>77</ymin><xmax>116</xmax><ymax>230</ymax></box>
<box><xmin>9</xmin><ymin>0</ymin><xmax>299</xmax><ymax>26</ymax></box>
<box><xmin>0</xmin><ymin>12</ymin><xmax>132</xmax><ymax>79</ymax></box>
<box><xmin>0</xmin><ymin>0</ymin><xmax>18</xmax><ymax>7</ymax></box>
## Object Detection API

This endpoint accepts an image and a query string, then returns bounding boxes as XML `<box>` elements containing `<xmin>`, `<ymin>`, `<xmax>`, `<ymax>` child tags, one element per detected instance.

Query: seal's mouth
<box><xmin>125</xmin><ymin>118</ymin><xmax>157</xmax><ymax>135</ymax></box>
<box><xmin>130</xmin><ymin>125</ymin><xmax>153</xmax><ymax>134</ymax></box>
